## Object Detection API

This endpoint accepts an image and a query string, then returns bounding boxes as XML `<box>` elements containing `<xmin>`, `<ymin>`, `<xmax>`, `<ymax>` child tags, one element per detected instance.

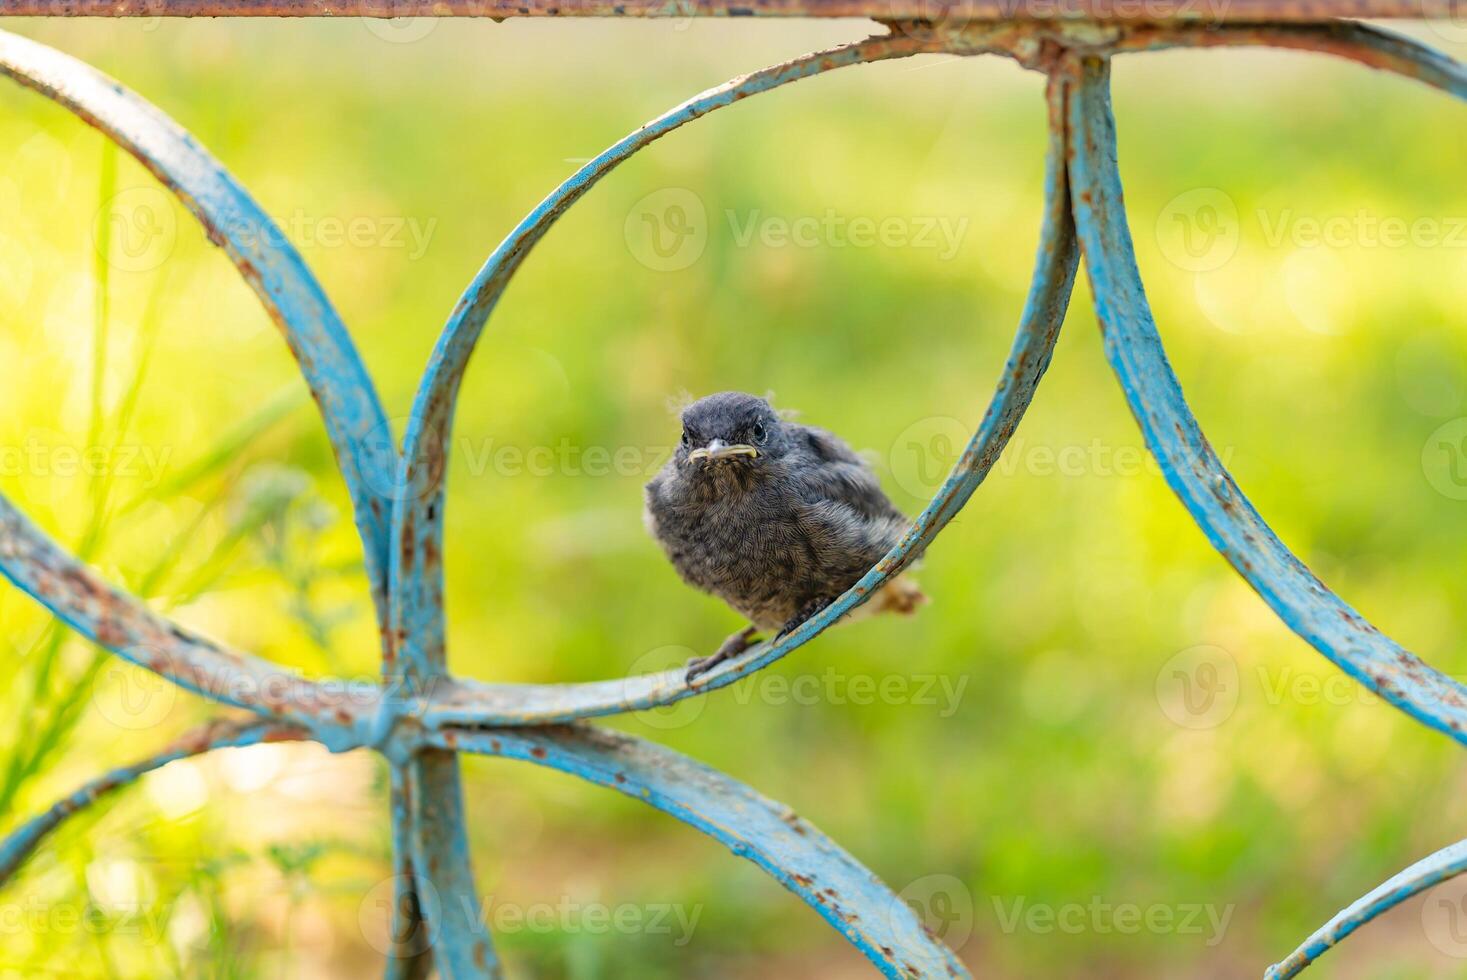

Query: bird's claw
<box><xmin>685</xmin><ymin>598</ymin><xmax>835</xmax><ymax>682</ymax></box>
<box><xmin>686</xmin><ymin>625</ymin><xmax>760</xmax><ymax>682</ymax></box>
<box><xmin>775</xmin><ymin>597</ymin><xmax>834</xmax><ymax>641</ymax></box>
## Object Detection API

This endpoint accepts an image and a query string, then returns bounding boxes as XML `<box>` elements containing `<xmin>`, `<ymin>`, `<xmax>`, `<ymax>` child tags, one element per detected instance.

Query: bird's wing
<box><xmin>793</xmin><ymin>424</ymin><xmax>908</xmax><ymax>524</ymax></box>
<box><xmin>797</xmin><ymin>496</ymin><xmax>906</xmax><ymax>570</ymax></box>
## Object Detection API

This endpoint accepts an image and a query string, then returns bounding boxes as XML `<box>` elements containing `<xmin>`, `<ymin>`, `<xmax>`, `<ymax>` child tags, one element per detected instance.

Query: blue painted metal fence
<box><xmin>0</xmin><ymin>8</ymin><xmax>1462</xmax><ymax>977</ymax></box>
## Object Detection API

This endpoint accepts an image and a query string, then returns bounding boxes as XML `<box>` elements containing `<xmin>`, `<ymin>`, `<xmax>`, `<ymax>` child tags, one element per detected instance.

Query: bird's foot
<box><xmin>686</xmin><ymin>625</ymin><xmax>760</xmax><ymax>682</ymax></box>
<box><xmin>775</xmin><ymin>597</ymin><xmax>835</xmax><ymax>641</ymax></box>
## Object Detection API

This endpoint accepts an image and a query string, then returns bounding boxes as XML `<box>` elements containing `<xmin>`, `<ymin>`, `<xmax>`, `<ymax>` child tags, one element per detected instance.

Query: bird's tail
<box><xmin>853</xmin><ymin>573</ymin><xmax>928</xmax><ymax>620</ymax></box>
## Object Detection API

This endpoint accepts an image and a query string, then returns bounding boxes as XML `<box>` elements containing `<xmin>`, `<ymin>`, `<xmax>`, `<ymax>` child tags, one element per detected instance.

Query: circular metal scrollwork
<box><xmin>0</xmin><ymin>18</ymin><xmax>1463</xmax><ymax>979</ymax></box>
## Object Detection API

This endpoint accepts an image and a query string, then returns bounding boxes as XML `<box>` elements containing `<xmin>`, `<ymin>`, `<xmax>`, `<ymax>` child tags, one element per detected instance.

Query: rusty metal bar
<box><xmin>397</xmin><ymin>753</ymin><xmax>499</xmax><ymax>976</ymax></box>
<box><xmin>1112</xmin><ymin>20</ymin><xmax>1467</xmax><ymax>94</ymax></box>
<box><xmin>0</xmin><ymin>0</ymin><xmax>1461</xmax><ymax>19</ymax></box>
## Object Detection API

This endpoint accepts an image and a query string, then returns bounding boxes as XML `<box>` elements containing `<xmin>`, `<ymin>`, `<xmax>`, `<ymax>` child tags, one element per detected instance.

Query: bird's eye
<box><xmin>752</xmin><ymin>422</ymin><xmax>767</xmax><ymax>444</ymax></box>
<box><xmin>681</xmin><ymin>428</ymin><xmax>691</xmax><ymax>446</ymax></box>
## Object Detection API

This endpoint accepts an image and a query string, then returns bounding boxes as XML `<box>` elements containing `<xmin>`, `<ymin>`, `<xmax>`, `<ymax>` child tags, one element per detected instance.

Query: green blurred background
<box><xmin>1</xmin><ymin>15</ymin><xmax>1466</xmax><ymax>977</ymax></box>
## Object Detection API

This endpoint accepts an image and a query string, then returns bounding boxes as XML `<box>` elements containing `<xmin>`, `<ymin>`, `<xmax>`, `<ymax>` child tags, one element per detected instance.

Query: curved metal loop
<box><xmin>378</xmin><ymin>39</ymin><xmax>952</xmax><ymax>973</ymax></box>
<box><xmin>0</xmin><ymin>717</ymin><xmax>305</xmax><ymax>885</ymax></box>
<box><xmin>416</xmin><ymin>65</ymin><xmax>1078</xmax><ymax>729</ymax></box>
<box><xmin>429</xmin><ymin>723</ymin><xmax>968</xmax><ymax>979</ymax></box>
<box><xmin>385</xmin><ymin>31</ymin><xmax>948</xmax><ymax>688</ymax></box>
<box><xmin>1064</xmin><ymin>48</ymin><xmax>1467</xmax><ymax>744</ymax></box>
<box><xmin>0</xmin><ymin>28</ymin><xmax>398</xmax><ymax>626</ymax></box>
<box><xmin>1265</xmin><ymin>837</ymin><xmax>1467</xmax><ymax>979</ymax></box>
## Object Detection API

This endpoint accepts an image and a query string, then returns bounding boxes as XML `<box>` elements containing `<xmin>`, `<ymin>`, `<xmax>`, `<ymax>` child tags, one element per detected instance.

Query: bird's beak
<box><xmin>688</xmin><ymin>439</ymin><xmax>759</xmax><ymax>463</ymax></box>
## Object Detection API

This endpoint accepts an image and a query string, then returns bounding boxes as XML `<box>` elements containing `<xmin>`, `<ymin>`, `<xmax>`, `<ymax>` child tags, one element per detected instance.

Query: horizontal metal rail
<box><xmin>0</xmin><ymin>0</ymin><xmax>1463</xmax><ymax>18</ymax></box>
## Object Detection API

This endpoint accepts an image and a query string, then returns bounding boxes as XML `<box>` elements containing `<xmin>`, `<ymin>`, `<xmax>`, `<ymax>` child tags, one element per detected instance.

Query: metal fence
<box><xmin>0</xmin><ymin>3</ymin><xmax>1462</xmax><ymax>977</ymax></box>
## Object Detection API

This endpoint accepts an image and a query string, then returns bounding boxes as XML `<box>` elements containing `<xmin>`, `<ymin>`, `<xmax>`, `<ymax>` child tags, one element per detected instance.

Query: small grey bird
<box><xmin>644</xmin><ymin>391</ymin><xmax>925</xmax><ymax>678</ymax></box>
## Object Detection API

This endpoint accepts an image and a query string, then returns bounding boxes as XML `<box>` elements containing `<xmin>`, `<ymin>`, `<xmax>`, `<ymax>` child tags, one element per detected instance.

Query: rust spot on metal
<box><xmin>96</xmin><ymin>619</ymin><xmax>124</xmax><ymax>647</ymax></box>
<box><xmin>400</xmin><ymin>514</ymin><xmax>416</xmax><ymax>576</ymax></box>
<box><xmin>1</xmin><ymin>0</ymin><xmax>1460</xmax><ymax>15</ymax></box>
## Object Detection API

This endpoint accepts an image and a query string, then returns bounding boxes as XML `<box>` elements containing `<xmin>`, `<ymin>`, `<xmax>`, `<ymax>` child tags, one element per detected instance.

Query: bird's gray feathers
<box><xmin>792</xmin><ymin>425</ymin><xmax>908</xmax><ymax>525</ymax></box>
<box><xmin>644</xmin><ymin>392</ymin><xmax>921</xmax><ymax>634</ymax></box>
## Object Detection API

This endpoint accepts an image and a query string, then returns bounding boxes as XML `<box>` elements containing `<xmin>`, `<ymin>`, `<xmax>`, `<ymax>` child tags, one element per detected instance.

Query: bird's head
<box><xmin>674</xmin><ymin>392</ymin><xmax>788</xmax><ymax>477</ymax></box>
